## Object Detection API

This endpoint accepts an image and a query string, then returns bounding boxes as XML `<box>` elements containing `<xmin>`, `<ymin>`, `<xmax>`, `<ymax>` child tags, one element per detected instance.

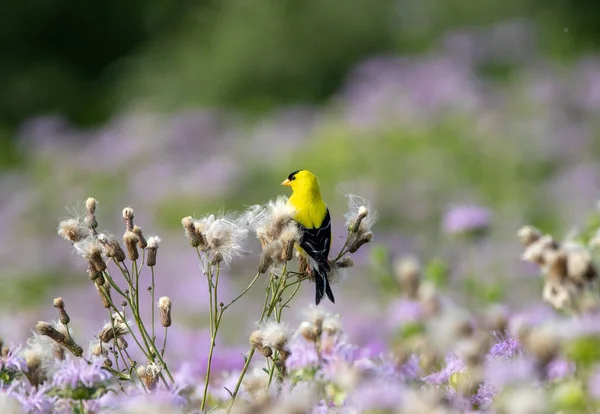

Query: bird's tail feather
<box><xmin>314</xmin><ymin>265</ymin><xmax>335</xmax><ymax>305</ymax></box>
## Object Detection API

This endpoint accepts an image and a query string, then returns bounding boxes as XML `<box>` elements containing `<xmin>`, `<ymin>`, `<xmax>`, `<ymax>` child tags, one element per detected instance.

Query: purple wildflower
<box><xmin>588</xmin><ymin>365</ymin><xmax>600</xmax><ymax>400</ymax></box>
<box><xmin>484</xmin><ymin>356</ymin><xmax>537</xmax><ymax>390</ymax></box>
<box><xmin>387</xmin><ymin>299</ymin><xmax>423</xmax><ymax>328</ymax></box>
<box><xmin>286</xmin><ymin>336</ymin><xmax>319</xmax><ymax>371</ymax></box>
<box><xmin>472</xmin><ymin>382</ymin><xmax>497</xmax><ymax>408</ymax></box>
<box><xmin>348</xmin><ymin>378</ymin><xmax>404</xmax><ymax>412</ymax></box>
<box><xmin>546</xmin><ymin>358</ymin><xmax>575</xmax><ymax>381</ymax></box>
<box><xmin>9</xmin><ymin>383</ymin><xmax>55</xmax><ymax>413</ymax></box>
<box><xmin>0</xmin><ymin>346</ymin><xmax>26</xmax><ymax>373</ymax></box>
<box><xmin>442</xmin><ymin>205</ymin><xmax>492</xmax><ymax>236</ymax></box>
<box><xmin>423</xmin><ymin>354</ymin><xmax>466</xmax><ymax>385</ymax></box>
<box><xmin>488</xmin><ymin>332</ymin><xmax>521</xmax><ymax>359</ymax></box>
<box><xmin>52</xmin><ymin>356</ymin><xmax>111</xmax><ymax>389</ymax></box>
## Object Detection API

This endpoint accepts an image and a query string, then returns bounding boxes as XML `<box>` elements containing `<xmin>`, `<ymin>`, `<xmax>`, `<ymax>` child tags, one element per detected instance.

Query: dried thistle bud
<box><xmin>158</xmin><ymin>296</ymin><xmax>172</xmax><ymax>327</ymax></box>
<box><xmin>394</xmin><ymin>257</ymin><xmax>421</xmax><ymax>298</ymax></box>
<box><xmin>250</xmin><ymin>331</ymin><xmax>264</xmax><ymax>348</ymax></box>
<box><xmin>36</xmin><ymin>321</ymin><xmax>65</xmax><ymax>344</ymax></box>
<box><xmin>336</xmin><ymin>256</ymin><xmax>354</xmax><ymax>269</ymax></box>
<box><xmin>123</xmin><ymin>231</ymin><xmax>140</xmax><ymax>261</ymax></box>
<box><xmin>278</xmin><ymin>348</ymin><xmax>291</xmax><ymax>361</ymax></box>
<box><xmin>97</xmin><ymin>233</ymin><xmax>126</xmax><ymax>262</ymax></box>
<box><xmin>258</xmin><ymin>252</ymin><xmax>274</xmax><ymax>274</ymax></box>
<box><xmin>567</xmin><ymin>248</ymin><xmax>597</xmax><ymax>286</ymax></box>
<box><xmin>544</xmin><ymin>250</ymin><xmax>568</xmax><ymax>282</ymax></box>
<box><xmin>53</xmin><ymin>297</ymin><xmax>70</xmax><ymax>325</ymax></box>
<box><xmin>522</xmin><ymin>235</ymin><xmax>559</xmax><ymax>266</ymax></box>
<box><xmin>85</xmin><ymin>197</ymin><xmax>98</xmax><ymax>233</ymax></box>
<box><xmin>98</xmin><ymin>315</ymin><xmax>129</xmax><ymax>343</ymax></box>
<box><xmin>210</xmin><ymin>251</ymin><xmax>223</xmax><ymax>265</ymax></box>
<box><xmin>518</xmin><ymin>225</ymin><xmax>542</xmax><ymax>247</ymax></box>
<box><xmin>348</xmin><ymin>231</ymin><xmax>373</xmax><ymax>253</ymax></box>
<box><xmin>104</xmin><ymin>358</ymin><xmax>113</xmax><ymax>368</ymax></box>
<box><xmin>525</xmin><ymin>328</ymin><xmax>559</xmax><ymax>365</ymax></box>
<box><xmin>298</xmin><ymin>255</ymin><xmax>309</xmax><ymax>274</ymax></box>
<box><xmin>136</xmin><ymin>363</ymin><xmax>161</xmax><ymax>390</ymax></box>
<box><xmin>57</xmin><ymin>218</ymin><xmax>86</xmax><ymax>243</ymax></box>
<box><xmin>95</xmin><ymin>282</ymin><xmax>112</xmax><ymax>308</ymax></box>
<box><xmin>133</xmin><ymin>225</ymin><xmax>148</xmax><ymax>249</ymax></box>
<box><xmin>542</xmin><ymin>279</ymin><xmax>573</xmax><ymax>311</ymax></box>
<box><xmin>349</xmin><ymin>206</ymin><xmax>369</xmax><ymax>232</ymax></box>
<box><xmin>181</xmin><ymin>216</ymin><xmax>205</xmax><ymax>248</ymax></box>
<box><xmin>145</xmin><ymin>236</ymin><xmax>161</xmax><ymax>267</ymax></box>
<box><xmin>122</xmin><ymin>207</ymin><xmax>135</xmax><ymax>231</ymax></box>
<box><xmin>299</xmin><ymin>322</ymin><xmax>317</xmax><ymax>342</ymax></box>
<box><xmin>282</xmin><ymin>240</ymin><xmax>295</xmax><ymax>262</ymax></box>
<box><xmin>75</xmin><ymin>238</ymin><xmax>107</xmax><ymax>272</ymax></box>
<box><xmin>24</xmin><ymin>349</ymin><xmax>45</xmax><ymax>387</ymax></box>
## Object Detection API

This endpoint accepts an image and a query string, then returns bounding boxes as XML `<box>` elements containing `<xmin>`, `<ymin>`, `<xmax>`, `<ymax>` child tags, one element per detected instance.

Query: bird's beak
<box><xmin>281</xmin><ymin>178</ymin><xmax>292</xmax><ymax>187</ymax></box>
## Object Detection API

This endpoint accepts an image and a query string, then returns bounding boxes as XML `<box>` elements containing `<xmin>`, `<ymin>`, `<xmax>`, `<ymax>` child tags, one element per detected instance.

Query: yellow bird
<box><xmin>281</xmin><ymin>169</ymin><xmax>335</xmax><ymax>305</ymax></box>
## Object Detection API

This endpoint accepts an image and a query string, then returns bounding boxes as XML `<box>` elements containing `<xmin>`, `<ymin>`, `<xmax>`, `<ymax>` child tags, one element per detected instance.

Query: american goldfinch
<box><xmin>282</xmin><ymin>169</ymin><xmax>335</xmax><ymax>305</ymax></box>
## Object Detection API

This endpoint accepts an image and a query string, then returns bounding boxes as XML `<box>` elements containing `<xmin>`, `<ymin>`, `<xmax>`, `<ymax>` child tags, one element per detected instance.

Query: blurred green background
<box><xmin>3</xmin><ymin>0</ymin><xmax>600</xmax><ymax>130</ymax></box>
<box><xmin>2</xmin><ymin>0</ymin><xmax>600</xmax><ymax>342</ymax></box>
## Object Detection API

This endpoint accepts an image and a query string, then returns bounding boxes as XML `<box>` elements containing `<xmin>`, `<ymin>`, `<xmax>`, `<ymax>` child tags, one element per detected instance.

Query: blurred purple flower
<box><xmin>588</xmin><ymin>365</ymin><xmax>600</xmax><ymax>400</ymax></box>
<box><xmin>442</xmin><ymin>205</ymin><xmax>492</xmax><ymax>236</ymax></box>
<box><xmin>472</xmin><ymin>382</ymin><xmax>497</xmax><ymax>408</ymax></box>
<box><xmin>546</xmin><ymin>358</ymin><xmax>575</xmax><ymax>382</ymax></box>
<box><xmin>387</xmin><ymin>299</ymin><xmax>423</xmax><ymax>329</ymax></box>
<box><xmin>485</xmin><ymin>356</ymin><xmax>537</xmax><ymax>390</ymax></box>
<box><xmin>423</xmin><ymin>354</ymin><xmax>465</xmax><ymax>385</ymax></box>
<box><xmin>8</xmin><ymin>383</ymin><xmax>55</xmax><ymax>413</ymax></box>
<box><xmin>286</xmin><ymin>336</ymin><xmax>319</xmax><ymax>371</ymax></box>
<box><xmin>1</xmin><ymin>346</ymin><xmax>26</xmax><ymax>373</ymax></box>
<box><xmin>348</xmin><ymin>378</ymin><xmax>404</xmax><ymax>412</ymax></box>
<box><xmin>488</xmin><ymin>333</ymin><xmax>521</xmax><ymax>360</ymax></box>
<box><xmin>52</xmin><ymin>356</ymin><xmax>111</xmax><ymax>389</ymax></box>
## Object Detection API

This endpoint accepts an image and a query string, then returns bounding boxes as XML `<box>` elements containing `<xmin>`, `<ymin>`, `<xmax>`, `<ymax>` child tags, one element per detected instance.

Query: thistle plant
<box><xmin>180</xmin><ymin>194</ymin><xmax>376</xmax><ymax>412</ymax></box>
<box><xmin>56</xmin><ymin>198</ymin><xmax>175</xmax><ymax>391</ymax></box>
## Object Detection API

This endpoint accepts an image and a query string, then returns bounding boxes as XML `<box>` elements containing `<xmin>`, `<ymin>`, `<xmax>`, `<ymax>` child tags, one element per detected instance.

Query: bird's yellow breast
<box><xmin>288</xmin><ymin>196</ymin><xmax>327</xmax><ymax>229</ymax></box>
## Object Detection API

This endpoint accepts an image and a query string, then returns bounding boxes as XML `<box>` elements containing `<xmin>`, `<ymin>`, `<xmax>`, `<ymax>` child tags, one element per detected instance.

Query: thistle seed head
<box><xmin>158</xmin><ymin>296</ymin><xmax>172</xmax><ymax>327</ymax></box>
<box><xmin>567</xmin><ymin>248</ymin><xmax>597</xmax><ymax>286</ymax></box>
<box><xmin>122</xmin><ymin>207</ymin><xmax>135</xmax><ymax>231</ymax></box>
<box><xmin>394</xmin><ymin>257</ymin><xmax>421</xmax><ymax>298</ymax></box>
<box><xmin>348</xmin><ymin>231</ymin><xmax>373</xmax><ymax>253</ymax></box>
<box><xmin>123</xmin><ymin>231</ymin><xmax>140</xmax><ymax>261</ymax></box>
<box><xmin>53</xmin><ymin>297</ymin><xmax>70</xmax><ymax>325</ymax></box>
<box><xmin>518</xmin><ymin>225</ymin><xmax>542</xmax><ymax>247</ymax></box>
<box><xmin>136</xmin><ymin>363</ymin><xmax>161</xmax><ymax>390</ymax></box>
<box><xmin>133</xmin><ymin>225</ymin><xmax>148</xmax><ymax>249</ymax></box>
<box><xmin>299</xmin><ymin>322</ymin><xmax>318</xmax><ymax>342</ymax></box>
<box><xmin>98</xmin><ymin>315</ymin><xmax>129</xmax><ymax>343</ymax></box>
<box><xmin>36</xmin><ymin>321</ymin><xmax>65</xmax><ymax>344</ymax></box>
<box><xmin>145</xmin><ymin>236</ymin><xmax>161</xmax><ymax>267</ymax></box>
<box><xmin>95</xmin><ymin>282</ymin><xmax>112</xmax><ymax>309</ymax></box>
<box><xmin>57</xmin><ymin>218</ymin><xmax>87</xmax><ymax>243</ymax></box>
<box><xmin>97</xmin><ymin>233</ymin><xmax>126</xmax><ymax>262</ymax></box>
<box><xmin>336</xmin><ymin>256</ymin><xmax>354</xmax><ymax>269</ymax></box>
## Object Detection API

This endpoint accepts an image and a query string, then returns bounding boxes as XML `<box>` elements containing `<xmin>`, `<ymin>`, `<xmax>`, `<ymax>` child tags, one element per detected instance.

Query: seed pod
<box><xmin>36</xmin><ymin>322</ymin><xmax>65</xmax><ymax>344</ymax></box>
<box><xmin>123</xmin><ymin>231</ymin><xmax>140</xmax><ymax>261</ymax></box>
<box><xmin>158</xmin><ymin>297</ymin><xmax>172</xmax><ymax>327</ymax></box>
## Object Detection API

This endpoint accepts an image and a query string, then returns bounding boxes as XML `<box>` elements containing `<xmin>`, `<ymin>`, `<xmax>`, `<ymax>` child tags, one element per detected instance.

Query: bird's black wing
<box><xmin>297</xmin><ymin>209</ymin><xmax>335</xmax><ymax>305</ymax></box>
<box><xmin>298</xmin><ymin>208</ymin><xmax>331</xmax><ymax>269</ymax></box>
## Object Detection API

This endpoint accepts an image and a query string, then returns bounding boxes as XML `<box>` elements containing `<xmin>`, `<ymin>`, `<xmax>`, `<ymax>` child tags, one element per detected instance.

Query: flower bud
<box><xmin>122</xmin><ymin>207</ymin><xmax>134</xmax><ymax>231</ymax></box>
<box><xmin>123</xmin><ymin>231</ymin><xmax>140</xmax><ymax>261</ymax></box>
<box><xmin>133</xmin><ymin>225</ymin><xmax>148</xmax><ymax>249</ymax></box>
<box><xmin>36</xmin><ymin>322</ymin><xmax>65</xmax><ymax>344</ymax></box>
<box><xmin>53</xmin><ymin>297</ymin><xmax>70</xmax><ymax>325</ymax></box>
<box><xmin>158</xmin><ymin>297</ymin><xmax>172</xmax><ymax>327</ymax></box>
<box><xmin>145</xmin><ymin>236</ymin><xmax>161</xmax><ymax>267</ymax></box>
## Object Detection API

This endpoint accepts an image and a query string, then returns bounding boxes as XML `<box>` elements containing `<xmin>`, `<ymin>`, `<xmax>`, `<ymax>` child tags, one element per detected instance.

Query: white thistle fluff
<box><xmin>343</xmin><ymin>194</ymin><xmax>378</xmax><ymax>231</ymax></box>
<box><xmin>258</xmin><ymin>320</ymin><xmax>290</xmax><ymax>349</ymax></box>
